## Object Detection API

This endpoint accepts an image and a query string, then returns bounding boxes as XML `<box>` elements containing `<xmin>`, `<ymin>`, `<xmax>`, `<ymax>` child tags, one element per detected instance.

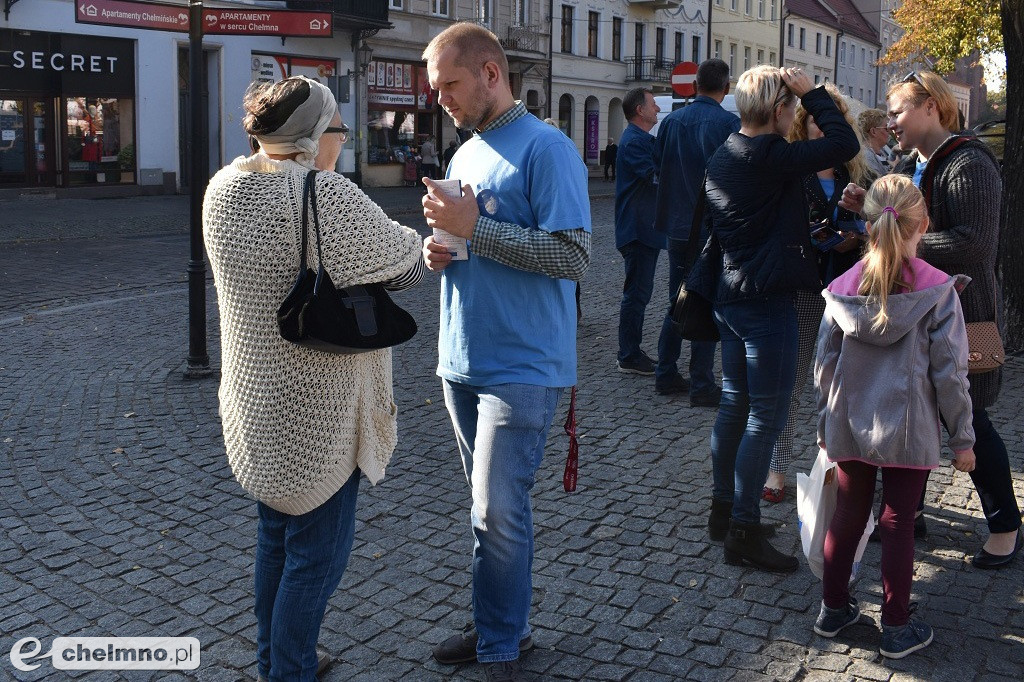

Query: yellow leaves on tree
<box><xmin>882</xmin><ymin>0</ymin><xmax>1004</xmax><ymax>73</ymax></box>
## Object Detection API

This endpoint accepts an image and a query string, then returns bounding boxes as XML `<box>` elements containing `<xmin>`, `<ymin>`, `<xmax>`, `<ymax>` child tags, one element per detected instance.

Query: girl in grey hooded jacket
<box><xmin>812</xmin><ymin>175</ymin><xmax>975</xmax><ymax>659</ymax></box>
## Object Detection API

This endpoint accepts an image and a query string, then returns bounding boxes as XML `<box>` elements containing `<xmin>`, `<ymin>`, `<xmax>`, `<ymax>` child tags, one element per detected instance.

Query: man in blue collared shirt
<box><xmin>614</xmin><ymin>87</ymin><xmax>664</xmax><ymax>375</ymax></box>
<box><xmin>653</xmin><ymin>59</ymin><xmax>739</xmax><ymax>405</ymax></box>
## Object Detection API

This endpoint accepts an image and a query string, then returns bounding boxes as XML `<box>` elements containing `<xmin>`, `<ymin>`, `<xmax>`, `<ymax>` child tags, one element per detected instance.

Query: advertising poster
<box><xmin>585</xmin><ymin>111</ymin><xmax>600</xmax><ymax>161</ymax></box>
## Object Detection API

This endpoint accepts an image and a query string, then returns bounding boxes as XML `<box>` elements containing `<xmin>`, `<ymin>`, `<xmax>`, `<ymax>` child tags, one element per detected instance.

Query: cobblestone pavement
<box><xmin>1</xmin><ymin>188</ymin><xmax>1022</xmax><ymax>682</ymax></box>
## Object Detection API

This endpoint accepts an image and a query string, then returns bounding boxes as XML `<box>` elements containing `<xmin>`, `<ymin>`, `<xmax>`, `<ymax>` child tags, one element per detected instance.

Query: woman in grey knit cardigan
<box><xmin>841</xmin><ymin>71</ymin><xmax>1022</xmax><ymax>568</ymax></box>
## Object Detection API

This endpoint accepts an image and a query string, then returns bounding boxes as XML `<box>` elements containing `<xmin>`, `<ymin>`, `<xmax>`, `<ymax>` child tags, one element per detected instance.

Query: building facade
<box><xmin>0</xmin><ymin>0</ymin><xmax>388</xmax><ymax>195</ymax></box>
<box><xmin>827</xmin><ymin>0</ymin><xmax>880</xmax><ymax>111</ymax></box>
<box><xmin>710</xmin><ymin>0</ymin><xmax>780</xmax><ymax>86</ymax></box>
<box><xmin>364</xmin><ymin>0</ymin><xmax>549</xmax><ymax>187</ymax></box>
<box><xmin>781</xmin><ymin>0</ymin><xmax>839</xmax><ymax>86</ymax></box>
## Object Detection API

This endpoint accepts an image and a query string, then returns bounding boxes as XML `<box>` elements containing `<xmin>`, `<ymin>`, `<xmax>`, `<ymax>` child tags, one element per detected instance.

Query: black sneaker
<box><xmin>617</xmin><ymin>352</ymin><xmax>656</xmax><ymax>375</ymax></box>
<box><xmin>813</xmin><ymin>598</ymin><xmax>861</xmax><ymax>637</ymax></box>
<box><xmin>690</xmin><ymin>386</ymin><xmax>722</xmax><ymax>408</ymax></box>
<box><xmin>655</xmin><ymin>373</ymin><xmax>689</xmax><ymax>395</ymax></box>
<box><xmin>486</xmin><ymin>660</ymin><xmax>524</xmax><ymax>682</ymax></box>
<box><xmin>432</xmin><ymin>625</ymin><xmax>533</xmax><ymax>665</ymax></box>
<box><xmin>880</xmin><ymin>619</ymin><xmax>933</xmax><ymax>659</ymax></box>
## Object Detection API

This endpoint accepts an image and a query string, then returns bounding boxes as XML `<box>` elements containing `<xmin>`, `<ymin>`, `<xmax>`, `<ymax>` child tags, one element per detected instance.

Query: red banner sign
<box><xmin>75</xmin><ymin>0</ymin><xmax>332</xmax><ymax>37</ymax></box>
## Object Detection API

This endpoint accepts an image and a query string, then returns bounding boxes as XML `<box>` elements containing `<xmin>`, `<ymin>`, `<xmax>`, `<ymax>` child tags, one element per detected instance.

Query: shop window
<box><xmin>367</xmin><ymin>110</ymin><xmax>416</xmax><ymax>165</ymax></box>
<box><xmin>558</xmin><ymin>93</ymin><xmax>573</xmax><ymax>138</ymax></box>
<box><xmin>65</xmin><ymin>96</ymin><xmax>135</xmax><ymax>185</ymax></box>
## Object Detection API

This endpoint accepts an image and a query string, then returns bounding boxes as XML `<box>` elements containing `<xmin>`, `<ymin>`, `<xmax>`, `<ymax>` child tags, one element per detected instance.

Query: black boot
<box><xmin>708</xmin><ymin>499</ymin><xmax>732</xmax><ymax>541</ymax></box>
<box><xmin>724</xmin><ymin>520</ymin><xmax>799</xmax><ymax>572</ymax></box>
<box><xmin>708</xmin><ymin>500</ymin><xmax>777</xmax><ymax>542</ymax></box>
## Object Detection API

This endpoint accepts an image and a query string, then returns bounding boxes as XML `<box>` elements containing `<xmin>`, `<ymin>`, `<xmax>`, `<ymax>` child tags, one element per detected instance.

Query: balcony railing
<box><xmin>624</xmin><ymin>57</ymin><xmax>674</xmax><ymax>83</ymax></box>
<box><xmin>500</xmin><ymin>22</ymin><xmax>547</xmax><ymax>54</ymax></box>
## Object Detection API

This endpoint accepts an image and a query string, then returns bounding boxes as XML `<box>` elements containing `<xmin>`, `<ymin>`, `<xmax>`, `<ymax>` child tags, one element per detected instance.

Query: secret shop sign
<box><xmin>0</xmin><ymin>29</ymin><xmax>136</xmax><ymax>97</ymax></box>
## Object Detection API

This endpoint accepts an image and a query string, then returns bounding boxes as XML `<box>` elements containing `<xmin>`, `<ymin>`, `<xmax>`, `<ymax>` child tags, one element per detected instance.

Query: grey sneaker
<box><xmin>486</xmin><ymin>660</ymin><xmax>524</xmax><ymax>682</ymax></box>
<box><xmin>880</xmin><ymin>619</ymin><xmax>933</xmax><ymax>659</ymax></box>
<box><xmin>813</xmin><ymin>598</ymin><xmax>860</xmax><ymax>637</ymax></box>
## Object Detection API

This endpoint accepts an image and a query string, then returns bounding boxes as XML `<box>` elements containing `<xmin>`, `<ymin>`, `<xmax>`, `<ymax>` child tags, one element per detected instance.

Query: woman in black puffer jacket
<box><xmin>696</xmin><ymin>66</ymin><xmax>859</xmax><ymax>572</ymax></box>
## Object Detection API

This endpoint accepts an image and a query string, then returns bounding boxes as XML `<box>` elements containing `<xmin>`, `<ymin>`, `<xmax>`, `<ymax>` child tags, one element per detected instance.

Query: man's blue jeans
<box><xmin>711</xmin><ymin>296</ymin><xmax>798</xmax><ymax>523</ymax></box>
<box><xmin>617</xmin><ymin>241</ymin><xmax>660</xmax><ymax>363</ymax></box>
<box><xmin>657</xmin><ymin>237</ymin><xmax>717</xmax><ymax>394</ymax></box>
<box><xmin>255</xmin><ymin>469</ymin><xmax>360</xmax><ymax>681</ymax></box>
<box><xmin>443</xmin><ymin>380</ymin><xmax>563</xmax><ymax>663</ymax></box>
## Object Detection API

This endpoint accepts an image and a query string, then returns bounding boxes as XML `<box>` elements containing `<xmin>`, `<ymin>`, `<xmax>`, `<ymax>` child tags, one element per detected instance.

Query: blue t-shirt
<box><xmin>440</xmin><ymin>114</ymin><xmax>591</xmax><ymax>387</ymax></box>
<box><xmin>912</xmin><ymin>157</ymin><xmax>928</xmax><ymax>188</ymax></box>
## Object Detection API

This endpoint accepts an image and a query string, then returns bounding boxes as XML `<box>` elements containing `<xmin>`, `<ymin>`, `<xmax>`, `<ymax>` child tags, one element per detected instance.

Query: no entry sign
<box><xmin>671</xmin><ymin>61</ymin><xmax>698</xmax><ymax>98</ymax></box>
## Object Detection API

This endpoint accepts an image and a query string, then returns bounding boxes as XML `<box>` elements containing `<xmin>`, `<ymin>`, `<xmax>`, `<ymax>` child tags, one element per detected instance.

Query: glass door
<box><xmin>0</xmin><ymin>98</ymin><xmax>56</xmax><ymax>188</ymax></box>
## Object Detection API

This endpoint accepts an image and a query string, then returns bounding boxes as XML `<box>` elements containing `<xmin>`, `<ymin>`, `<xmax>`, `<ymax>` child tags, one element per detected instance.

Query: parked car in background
<box><xmin>972</xmin><ymin>119</ymin><xmax>1005</xmax><ymax>164</ymax></box>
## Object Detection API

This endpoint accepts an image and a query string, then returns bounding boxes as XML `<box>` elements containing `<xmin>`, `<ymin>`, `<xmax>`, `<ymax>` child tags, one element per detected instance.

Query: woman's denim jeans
<box><xmin>711</xmin><ymin>295</ymin><xmax>798</xmax><ymax>523</ymax></box>
<box><xmin>443</xmin><ymin>380</ymin><xmax>562</xmax><ymax>663</ymax></box>
<box><xmin>255</xmin><ymin>469</ymin><xmax>360</xmax><ymax>681</ymax></box>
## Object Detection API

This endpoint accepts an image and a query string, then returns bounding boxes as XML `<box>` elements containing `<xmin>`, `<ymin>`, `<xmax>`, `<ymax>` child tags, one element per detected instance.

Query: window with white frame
<box><xmin>840</xmin><ymin>41</ymin><xmax>846</xmax><ymax>64</ymax></box>
<box><xmin>389</xmin><ymin>0</ymin><xmax>403</xmax><ymax>9</ymax></box>
<box><xmin>613</xmin><ymin>17</ymin><xmax>623</xmax><ymax>61</ymax></box>
<box><xmin>675</xmin><ymin>32</ymin><xmax>684</xmax><ymax>63</ymax></box>
<box><xmin>744</xmin><ymin>46</ymin><xmax>750</xmax><ymax>70</ymax></box>
<box><xmin>588</xmin><ymin>12</ymin><xmax>599</xmax><ymax>57</ymax></box>
<box><xmin>476</xmin><ymin>0</ymin><xmax>491</xmax><ymax>25</ymax></box>
<box><xmin>787</xmin><ymin>24</ymin><xmax>794</xmax><ymax>47</ymax></box>
<box><xmin>861</xmin><ymin>47</ymin><xmax>865</xmax><ymax>69</ymax></box>
<box><xmin>799</xmin><ymin>27</ymin><xmax>806</xmax><ymax>50</ymax></box>
<box><xmin>692</xmin><ymin>36</ymin><xmax>701</xmax><ymax>63</ymax></box>
<box><xmin>745</xmin><ymin>0</ymin><xmax>752</xmax><ymax>15</ymax></box>
<box><xmin>656</xmin><ymin>27</ymin><xmax>666</xmax><ymax>65</ymax></box>
<box><xmin>758</xmin><ymin>0</ymin><xmax>765</xmax><ymax>19</ymax></box>
<box><xmin>770</xmin><ymin>51</ymin><xmax>776</xmax><ymax>65</ymax></box>
<box><xmin>816</xmin><ymin>33</ymin><xmax>821</xmax><ymax>54</ymax></box>
<box><xmin>729</xmin><ymin>43</ymin><xmax>736</xmax><ymax>74</ymax></box>
<box><xmin>431</xmin><ymin>0</ymin><xmax>448</xmax><ymax>17</ymax></box>
<box><xmin>560</xmin><ymin>5</ymin><xmax>573</xmax><ymax>53</ymax></box>
<box><xmin>826</xmin><ymin>35</ymin><xmax>831</xmax><ymax>57</ymax></box>
<box><xmin>731</xmin><ymin>0</ymin><xmax>737</xmax><ymax>10</ymax></box>
<box><xmin>714</xmin><ymin>40</ymin><xmax>722</xmax><ymax>59</ymax></box>
<box><xmin>513</xmin><ymin>0</ymin><xmax>528</xmax><ymax>25</ymax></box>
<box><xmin>757</xmin><ymin>48</ymin><xmax>764</xmax><ymax>64</ymax></box>
<box><xmin>771</xmin><ymin>0</ymin><xmax>776</xmax><ymax>21</ymax></box>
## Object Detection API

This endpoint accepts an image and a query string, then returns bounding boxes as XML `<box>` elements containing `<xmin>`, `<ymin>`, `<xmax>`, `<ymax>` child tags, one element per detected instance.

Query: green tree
<box><xmin>882</xmin><ymin>0</ymin><xmax>1024</xmax><ymax>352</ymax></box>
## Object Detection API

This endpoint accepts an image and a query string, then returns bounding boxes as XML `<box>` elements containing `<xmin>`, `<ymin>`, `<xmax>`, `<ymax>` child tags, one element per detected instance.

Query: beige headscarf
<box><xmin>255</xmin><ymin>76</ymin><xmax>338</xmax><ymax>168</ymax></box>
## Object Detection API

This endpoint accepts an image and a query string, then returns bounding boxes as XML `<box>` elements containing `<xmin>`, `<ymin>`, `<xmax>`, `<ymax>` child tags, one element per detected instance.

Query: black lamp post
<box><xmin>352</xmin><ymin>39</ymin><xmax>373</xmax><ymax>186</ymax></box>
<box><xmin>185</xmin><ymin>0</ymin><xmax>212</xmax><ymax>378</ymax></box>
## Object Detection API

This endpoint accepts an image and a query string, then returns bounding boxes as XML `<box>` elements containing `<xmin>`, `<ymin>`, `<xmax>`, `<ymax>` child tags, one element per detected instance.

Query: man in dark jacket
<box><xmin>615</xmin><ymin>87</ymin><xmax>664</xmax><ymax>374</ymax></box>
<box><xmin>603</xmin><ymin>138</ymin><xmax>618</xmax><ymax>181</ymax></box>
<box><xmin>653</xmin><ymin>58</ymin><xmax>739</xmax><ymax>404</ymax></box>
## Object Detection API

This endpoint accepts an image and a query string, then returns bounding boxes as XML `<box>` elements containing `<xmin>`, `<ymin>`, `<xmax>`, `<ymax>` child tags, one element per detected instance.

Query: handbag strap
<box><xmin>682</xmin><ymin>178</ymin><xmax>708</xmax><ymax>269</ymax></box>
<box><xmin>301</xmin><ymin>169</ymin><xmax>328</xmax><ymax>281</ymax></box>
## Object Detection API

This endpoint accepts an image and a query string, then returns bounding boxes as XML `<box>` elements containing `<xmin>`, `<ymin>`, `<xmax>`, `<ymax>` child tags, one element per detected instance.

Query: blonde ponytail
<box><xmin>858</xmin><ymin>174</ymin><xmax>928</xmax><ymax>330</ymax></box>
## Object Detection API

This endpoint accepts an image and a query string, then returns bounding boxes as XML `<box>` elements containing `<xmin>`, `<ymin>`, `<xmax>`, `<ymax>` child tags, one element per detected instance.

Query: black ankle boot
<box><xmin>724</xmin><ymin>520</ymin><xmax>799</xmax><ymax>572</ymax></box>
<box><xmin>708</xmin><ymin>499</ymin><xmax>732</xmax><ymax>541</ymax></box>
<box><xmin>708</xmin><ymin>500</ymin><xmax>777</xmax><ymax>542</ymax></box>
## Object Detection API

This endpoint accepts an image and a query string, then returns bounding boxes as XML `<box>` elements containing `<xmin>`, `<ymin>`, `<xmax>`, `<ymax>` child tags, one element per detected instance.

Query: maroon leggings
<box><xmin>822</xmin><ymin>460</ymin><xmax>929</xmax><ymax>627</ymax></box>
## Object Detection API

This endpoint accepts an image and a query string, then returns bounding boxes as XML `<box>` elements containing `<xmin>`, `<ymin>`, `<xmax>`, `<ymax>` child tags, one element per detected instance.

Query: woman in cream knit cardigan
<box><xmin>203</xmin><ymin>76</ymin><xmax>422</xmax><ymax>682</ymax></box>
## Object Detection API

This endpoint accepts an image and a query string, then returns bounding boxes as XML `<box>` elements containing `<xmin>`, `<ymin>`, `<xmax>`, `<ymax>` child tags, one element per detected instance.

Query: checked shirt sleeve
<box><xmin>471</xmin><ymin>217</ymin><xmax>590</xmax><ymax>281</ymax></box>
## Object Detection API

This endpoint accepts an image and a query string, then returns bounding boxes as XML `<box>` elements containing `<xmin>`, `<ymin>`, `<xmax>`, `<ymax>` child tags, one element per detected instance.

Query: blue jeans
<box><xmin>617</xmin><ymin>241</ymin><xmax>660</xmax><ymax>362</ymax></box>
<box><xmin>255</xmin><ymin>469</ymin><xmax>360</xmax><ymax>682</ymax></box>
<box><xmin>442</xmin><ymin>380</ymin><xmax>563</xmax><ymax>663</ymax></box>
<box><xmin>656</xmin><ymin>237</ymin><xmax>718</xmax><ymax>395</ymax></box>
<box><xmin>711</xmin><ymin>295</ymin><xmax>798</xmax><ymax>523</ymax></box>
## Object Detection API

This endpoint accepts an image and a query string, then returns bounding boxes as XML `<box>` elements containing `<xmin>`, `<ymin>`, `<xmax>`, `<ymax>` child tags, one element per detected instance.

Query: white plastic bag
<box><xmin>797</xmin><ymin>449</ymin><xmax>875</xmax><ymax>580</ymax></box>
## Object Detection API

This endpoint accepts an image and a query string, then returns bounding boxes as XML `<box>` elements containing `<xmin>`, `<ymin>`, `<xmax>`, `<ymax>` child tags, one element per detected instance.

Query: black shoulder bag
<box><xmin>669</xmin><ymin>182</ymin><xmax>720</xmax><ymax>342</ymax></box>
<box><xmin>277</xmin><ymin>170</ymin><xmax>417</xmax><ymax>354</ymax></box>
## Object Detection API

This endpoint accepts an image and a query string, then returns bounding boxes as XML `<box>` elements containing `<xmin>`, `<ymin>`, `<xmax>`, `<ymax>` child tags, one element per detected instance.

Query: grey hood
<box><xmin>822</xmin><ymin>274</ymin><xmax>971</xmax><ymax>347</ymax></box>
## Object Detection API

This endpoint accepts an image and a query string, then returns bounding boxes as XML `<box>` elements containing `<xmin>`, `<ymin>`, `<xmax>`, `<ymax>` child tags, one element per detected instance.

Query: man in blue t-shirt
<box><xmin>420</xmin><ymin>22</ymin><xmax>591</xmax><ymax>681</ymax></box>
<box><xmin>653</xmin><ymin>58</ymin><xmax>739</xmax><ymax>406</ymax></box>
<box><xmin>614</xmin><ymin>87</ymin><xmax>664</xmax><ymax>375</ymax></box>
